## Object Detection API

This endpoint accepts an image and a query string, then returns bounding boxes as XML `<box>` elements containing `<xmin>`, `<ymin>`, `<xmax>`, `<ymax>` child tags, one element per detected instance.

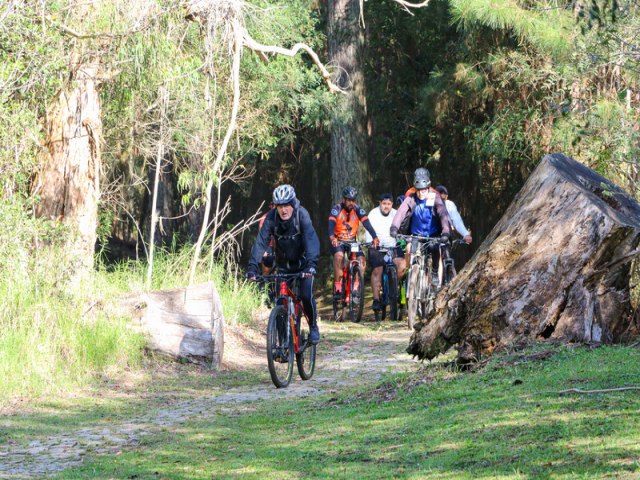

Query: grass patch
<box><xmin>0</xmin><ymin>246</ymin><xmax>260</xmax><ymax>405</ymax></box>
<box><xmin>49</xmin><ymin>342</ymin><xmax>640</xmax><ymax>479</ymax></box>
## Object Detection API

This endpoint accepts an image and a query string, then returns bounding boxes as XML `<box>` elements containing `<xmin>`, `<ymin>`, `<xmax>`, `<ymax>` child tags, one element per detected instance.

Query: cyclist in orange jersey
<box><xmin>328</xmin><ymin>186</ymin><xmax>380</xmax><ymax>300</ymax></box>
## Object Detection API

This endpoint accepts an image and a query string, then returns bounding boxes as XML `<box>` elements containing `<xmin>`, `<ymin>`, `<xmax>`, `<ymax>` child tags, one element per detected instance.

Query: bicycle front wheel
<box><xmin>348</xmin><ymin>266</ymin><xmax>364</xmax><ymax>323</ymax></box>
<box><xmin>295</xmin><ymin>315</ymin><xmax>316</xmax><ymax>380</ymax></box>
<box><xmin>387</xmin><ymin>266</ymin><xmax>399</xmax><ymax>321</ymax></box>
<box><xmin>266</xmin><ymin>305</ymin><xmax>294</xmax><ymax>388</ymax></box>
<box><xmin>407</xmin><ymin>264</ymin><xmax>421</xmax><ymax>330</ymax></box>
<box><xmin>444</xmin><ymin>262</ymin><xmax>456</xmax><ymax>286</ymax></box>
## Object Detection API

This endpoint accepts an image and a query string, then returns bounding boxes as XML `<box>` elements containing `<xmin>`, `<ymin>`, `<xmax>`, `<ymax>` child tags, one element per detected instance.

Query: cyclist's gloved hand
<box><xmin>301</xmin><ymin>267</ymin><xmax>316</xmax><ymax>278</ymax></box>
<box><xmin>439</xmin><ymin>234</ymin><xmax>450</xmax><ymax>245</ymax></box>
<box><xmin>372</xmin><ymin>237</ymin><xmax>380</xmax><ymax>249</ymax></box>
<box><xmin>390</xmin><ymin>226</ymin><xmax>398</xmax><ymax>238</ymax></box>
<box><xmin>246</xmin><ymin>270</ymin><xmax>258</xmax><ymax>281</ymax></box>
<box><xmin>330</xmin><ymin>235</ymin><xmax>339</xmax><ymax>248</ymax></box>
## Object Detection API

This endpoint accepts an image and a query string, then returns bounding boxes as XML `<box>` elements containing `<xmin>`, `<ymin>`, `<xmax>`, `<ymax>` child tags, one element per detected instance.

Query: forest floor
<box><xmin>0</xmin><ymin>294</ymin><xmax>424</xmax><ymax>478</ymax></box>
<box><xmin>1</xmin><ymin>293</ymin><xmax>639</xmax><ymax>479</ymax></box>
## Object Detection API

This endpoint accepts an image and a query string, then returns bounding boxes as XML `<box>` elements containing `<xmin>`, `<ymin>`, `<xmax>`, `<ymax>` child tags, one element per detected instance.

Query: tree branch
<box><xmin>391</xmin><ymin>0</ymin><xmax>431</xmax><ymax>15</ymax></box>
<box><xmin>242</xmin><ymin>33</ymin><xmax>345</xmax><ymax>94</ymax></box>
<box><xmin>557</xmin><ymin>387</ymin><xmax>640</xmax><ymax>394</ymax></box>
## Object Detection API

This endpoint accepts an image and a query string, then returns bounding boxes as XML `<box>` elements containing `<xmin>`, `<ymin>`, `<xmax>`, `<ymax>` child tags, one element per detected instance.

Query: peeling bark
<box><xmin>408</xmin><ymin>153</ymin><xmax>640</xmax><ymax>363</ymax></box>
<box><xmin>33</xmin><ymin>62</ymin><xmax>102</xmax><ymax>272</ymax></box>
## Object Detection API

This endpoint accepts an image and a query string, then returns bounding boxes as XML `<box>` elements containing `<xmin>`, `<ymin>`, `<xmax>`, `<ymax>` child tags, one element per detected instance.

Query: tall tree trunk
<box><xmin>34</xmin><ymin>60</ymin><xmax>102</xmax><ymax>273</ymax></box>
<box><xmin>327</xmin><ymin>0</ymin><xmax>372</xmax><ymax>207</ymax></box>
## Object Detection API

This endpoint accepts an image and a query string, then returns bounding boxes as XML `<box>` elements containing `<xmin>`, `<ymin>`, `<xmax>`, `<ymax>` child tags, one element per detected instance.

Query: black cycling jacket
<box><xmin>248</xmin><ymin>200</ymin><xmax>320</xmax><ymax>273</ymax></box>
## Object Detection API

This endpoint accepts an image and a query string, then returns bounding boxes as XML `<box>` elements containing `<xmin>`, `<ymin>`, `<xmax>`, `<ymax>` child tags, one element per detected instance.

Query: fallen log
<box><xmin>408</xmin><ymin>153</ymin><xmax>640</xmax><ymax>363</ymax></box>
<box><xmin>135</xmin><ymin>281</ymin><xmax>225</xmax><ymax>368</ymax></box>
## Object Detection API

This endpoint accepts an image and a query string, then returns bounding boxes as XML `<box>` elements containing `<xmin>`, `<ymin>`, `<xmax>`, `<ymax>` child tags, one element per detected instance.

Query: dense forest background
<box><xmin>2</xmin><ymin>0</ymin><xmax>639</xmax><ymax>275</ymax></box>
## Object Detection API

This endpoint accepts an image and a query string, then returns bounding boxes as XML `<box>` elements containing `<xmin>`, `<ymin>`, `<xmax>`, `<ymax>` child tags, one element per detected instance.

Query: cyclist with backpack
<box><xmin>391</xmin><ymin>168</ymin><xmax>451</xmax><ymax>284</ymax></box>
<box><xmin>247</xmin><ymin>185</ymin><xmax>321</xmax><ymax>345</ymax></box>
<box><xmin>329</xmin><ymin>186</ymin><xmax>380</xmax><ymax>301</ymax></box>
<box><xmin>364</xmin><ymin>193</ymin><xmax>406</xmax><ymax>316</ymax></box>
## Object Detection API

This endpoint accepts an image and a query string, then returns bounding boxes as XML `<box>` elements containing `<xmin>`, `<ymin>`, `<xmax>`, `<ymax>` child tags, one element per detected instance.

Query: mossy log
<box><xmin>408</xmin><ymin>153</ymin><xmax>640</xmax><ymax>363</ymax></box>
<box><xmin>136</xmin><ymin>282</ymin><xmax>225</xmax><ymax>368</ymax></box>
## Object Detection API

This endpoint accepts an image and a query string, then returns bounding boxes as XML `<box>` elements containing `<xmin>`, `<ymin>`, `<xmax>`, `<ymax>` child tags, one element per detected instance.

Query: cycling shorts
<box><xmin>330</xmin><ymin>242</ymin><xmax>365</xmax><ymax>257</ymax></box>
<box><xmin>368</xmin><ymin>247</ymin><xmax>403</xmax><ymax>269</ymax></box>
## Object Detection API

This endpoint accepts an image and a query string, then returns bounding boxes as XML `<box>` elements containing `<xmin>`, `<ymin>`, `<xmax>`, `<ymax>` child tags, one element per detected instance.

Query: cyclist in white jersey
<box><xmin>435</xmin><ymin>185</ymin><xmax>472</xmax><ymax>244</ymax></box>
<box><xmin>365</xmin><ymin>193</ymin><xmax>406</xmax><ymax>315</ymax></box>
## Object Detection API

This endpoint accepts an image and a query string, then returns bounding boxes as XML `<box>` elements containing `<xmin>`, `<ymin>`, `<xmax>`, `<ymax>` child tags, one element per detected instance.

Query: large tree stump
<box><xmin>408</xmin><ymin>153</ymin><xmax>640</xmax><ymax>363</ymax></box>
<box><xmin>137</xmin><ymin>282</ymin><xmax>225</xmax><ymax>368</ymax></box>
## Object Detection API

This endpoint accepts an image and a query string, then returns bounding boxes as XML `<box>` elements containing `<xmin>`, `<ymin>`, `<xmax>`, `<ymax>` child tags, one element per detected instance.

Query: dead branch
<box><xmin>391</xmin><ymin>0</ymin><xmax>431</xmax><ymax>15</ymax></box>
<box><xmin>242</xmin><ymin>33</ymin><xmax>345</xmax><ymax>94</ymax></box>
<box><xmin>557</xmin><ymin>387</ymin><xmax>640</xmax><ymax>394</ymax></box>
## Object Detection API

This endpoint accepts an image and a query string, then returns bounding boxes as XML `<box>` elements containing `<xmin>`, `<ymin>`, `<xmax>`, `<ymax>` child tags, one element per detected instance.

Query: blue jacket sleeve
<box><xmin>300</xmin><ymin>207</ymin><xmax>320</xmax><ymax>270</ymax></box>
<box><xmin>248</xmin><ymin>212</ymin><xmax>274</xmax><ymax>273</ymax></box>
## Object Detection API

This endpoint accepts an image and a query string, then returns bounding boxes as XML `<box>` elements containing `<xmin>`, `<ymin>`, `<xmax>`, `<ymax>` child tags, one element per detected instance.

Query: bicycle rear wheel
<box><xmin>266</xmin><ymin>305</ymin><xmax>294</xmax><ymax>388</ymax></box>
<box><xmin>387</xmin><ymin>266</ymin><xmax>399</xmax><ymax>321</ymax></box>
<box><xmin>407</xmin><ymin>263</ymin><xmax>421</xmax><ymax>330</ymax></box>
<box><xmin>295</xmin><ymin>315</ymin><xmax>316</xmax><ymax>380</ymax></box>
<box><xmin>348</xmin><ymin>266</ymin><xmax>364</xmax><ymax>323</ymax></box>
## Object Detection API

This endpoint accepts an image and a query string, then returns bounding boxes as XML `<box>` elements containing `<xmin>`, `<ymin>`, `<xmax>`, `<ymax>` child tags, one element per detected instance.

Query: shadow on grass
<box><xmin>48</xmin><ymin>345</ymin><xmax>640</xmax><ymax>480</ymax></box>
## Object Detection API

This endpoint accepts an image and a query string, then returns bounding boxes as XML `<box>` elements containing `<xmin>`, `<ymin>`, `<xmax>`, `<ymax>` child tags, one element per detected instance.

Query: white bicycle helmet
<box><xmin>414</xmin><ymin>167</ymin><xmax>431</xmax><ymax>189</ymax></box>
<box><xmin>272</xmin><ymin>184</ymin><xmax>296</xmax><ymax>205</ymax></box>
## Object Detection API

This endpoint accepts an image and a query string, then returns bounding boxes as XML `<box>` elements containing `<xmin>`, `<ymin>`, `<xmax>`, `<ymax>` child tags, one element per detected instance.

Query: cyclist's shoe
<box><xmin>273</xmin><ymin>349</ymin><xmax>288</xmax><ymax>363</ymax></box>
<box><xmin>333</xmin><ymin>290</ymin><xmax>343</xmax><ymax>302</ymax></box>
<box><xmin>372</xmin><ymin>299</ymin><xmax>382</xmax><ymax>311</ymax></box>
<box><xmin>309</xmin><ymin>325</ymin><xmax>320</xmax><ymax>345</ymax></box>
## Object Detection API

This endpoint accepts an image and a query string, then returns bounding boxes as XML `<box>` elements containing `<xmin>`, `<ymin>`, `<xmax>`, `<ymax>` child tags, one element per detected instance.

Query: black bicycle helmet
<box><xmin>342</xmin><ymin>186</ymin><xmax>358</xmax><ymax>200</ymax></box>
<box><xmin>272</xmin><ymin>184</ymin><xmax>296</xmax><ymax>205</ymax></box>
<box><xmin>435</xmin><ymin>185</ymin><xmax>448</xmax><ymax>196</ymax></box>
<box><xmin>414</xmin><ymin>167</ymin><xmax>431</xmax><ymax>189</ymax></box>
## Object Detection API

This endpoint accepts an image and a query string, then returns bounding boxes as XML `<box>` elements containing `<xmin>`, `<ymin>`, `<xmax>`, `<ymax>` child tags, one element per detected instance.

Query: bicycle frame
<box><xmin>260</xmin><ymin>274</ymin><xmax>312</xmax><ymax>355</ymax></box>
<box><xmin>339</xmin><ymin>241</ymin><xmax>362</xmax><ymax>300</ymax></box>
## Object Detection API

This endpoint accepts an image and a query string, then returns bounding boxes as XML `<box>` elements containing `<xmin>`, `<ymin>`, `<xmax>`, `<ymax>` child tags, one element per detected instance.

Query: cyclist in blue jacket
<box><xmin>247</xmin><ymin>185</ymin><xmax>320</xmax><ymax>345</ymax></box>
<box><xmin>391</xmin><ymin>168</ymin><xmax>451</xmax><ymax>283</ymax></box>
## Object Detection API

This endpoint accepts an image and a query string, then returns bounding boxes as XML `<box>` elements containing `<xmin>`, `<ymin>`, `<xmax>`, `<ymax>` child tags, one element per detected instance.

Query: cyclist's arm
<box><xmin>300</xmin><ymin>207</ymin><xmax>320</xmax><ymax>272</ymax></box>
<box><xmin>446</xmin><ymin>200</ymin><xmax>470</xmax><ymax>237</ymax></box>
<box><xmin>328</xmin><ymin>204</ymin><xmax>339</xmax><ymax>242</ymax></box>
<box><xmin>434</xmin><ymin>195</ymin><xmax>452</xmax><ymax>237</ymax></box>
<box><xmin>248</xmin><ymin>212</ymin><xmax>275</xmax><ymax>273</ymax></box>
<box><xmin>391</xmin><ymin>197</ymin><xmax>411</xmax><ymax>236</ymax></box>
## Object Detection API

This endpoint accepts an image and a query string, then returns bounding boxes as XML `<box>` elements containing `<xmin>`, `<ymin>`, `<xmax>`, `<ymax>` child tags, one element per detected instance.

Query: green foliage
<box><xmin>451</xmin><ymin>0</ymin><xmax>574</xmax><ymax>60</ymax></box>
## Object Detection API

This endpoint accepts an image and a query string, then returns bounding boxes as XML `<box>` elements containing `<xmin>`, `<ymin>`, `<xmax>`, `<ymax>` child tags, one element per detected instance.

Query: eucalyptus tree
<box><xmin>326</xmin><ymin>0</ymin><xmax>429</xmax><ymax>206</ymax></box>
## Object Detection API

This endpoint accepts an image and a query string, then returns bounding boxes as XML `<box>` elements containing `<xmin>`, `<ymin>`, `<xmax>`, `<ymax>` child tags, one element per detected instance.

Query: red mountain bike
<box><xmin>256</xmin><ymin>273</ymin><xmax>316</xmax><ymax>388</ymax></box>
<box><xmin>333</xmin><ymin>241</ymin><xmax>366</xmax><ymax>323</ymax></box>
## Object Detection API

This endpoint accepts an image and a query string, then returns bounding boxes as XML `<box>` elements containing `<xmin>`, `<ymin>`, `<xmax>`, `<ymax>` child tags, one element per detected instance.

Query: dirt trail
<box><xmin>0</xmin><ymin>318</ymin><xmax>420</xmax><ymax>478</ymax></box>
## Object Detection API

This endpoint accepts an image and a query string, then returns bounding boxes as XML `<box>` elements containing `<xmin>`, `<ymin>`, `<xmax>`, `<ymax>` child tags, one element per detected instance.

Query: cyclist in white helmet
<box><xmin>247</xmin><ymin>184</ymin><xmax>321</xmax><ymax>344</ymax></box>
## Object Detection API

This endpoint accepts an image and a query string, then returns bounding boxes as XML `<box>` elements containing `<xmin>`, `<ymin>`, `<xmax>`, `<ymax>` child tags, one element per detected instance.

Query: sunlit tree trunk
<box><xmin>34</xmin><ymin>59</ymin><xmax>102</xmax><ymax>273</ymax></box>
<box><xmin>327</xmin><ymin>0</ymin><xmax>372</xmax><ymax>207</ymax></box>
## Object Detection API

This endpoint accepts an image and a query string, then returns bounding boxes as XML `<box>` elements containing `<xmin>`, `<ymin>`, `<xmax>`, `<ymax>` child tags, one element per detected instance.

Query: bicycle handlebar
<box><xmin>252</xmin><ymin>273</ymin><xmax>311</xmax><ymax>281</ymax></box>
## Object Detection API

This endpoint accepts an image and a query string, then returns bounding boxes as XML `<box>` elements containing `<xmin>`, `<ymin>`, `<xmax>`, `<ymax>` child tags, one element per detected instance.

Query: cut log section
<box><xmin>408</xmin><ymin>153</ymin><xmax>640</xmax><ymax>363</ymax></box>
<box><xmin>138</xmin><ymin>281</ymin><xmax>225</xmax><ymax>368</ymax></box>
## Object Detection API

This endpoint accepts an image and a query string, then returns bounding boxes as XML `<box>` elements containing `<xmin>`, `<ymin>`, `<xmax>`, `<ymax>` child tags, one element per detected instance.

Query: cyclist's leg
<box><xmin>357</xmin><ymin>249</ymin><xmax>367</xmax><ymax>273</ymax></box>
<box><xmin>332</xmin><ymin>247</ymin><xmax>345</xmax><ymax>296</ymax></box>
<box><xmin>298</xmin><ymin>274</ymin><xmax>319</xmax><ymax>344</ymax></box>
<box><xmin>393</xmin><ymin>251</ymin><xmax>407</xmax><ymax>280</ymax></box>
<box><xmin>368</xmin><ymin>248</ymin><xmax>384</xmax><ymax>310</ymax></box>
<box><xmin>429</xmin><ymin>243</ymin><xmax>441</xmax><ymax>285</ymax></box>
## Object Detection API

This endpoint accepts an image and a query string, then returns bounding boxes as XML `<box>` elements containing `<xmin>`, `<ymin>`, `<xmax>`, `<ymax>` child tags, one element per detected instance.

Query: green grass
<box><xmin>38</xmin><ymin>342</ymin><xmax>640</xmax><ymax>479</ymax></box>
<box><xmin>0</xmin><ymin>246</ymin><xmax>260</xmax><ymax>404</ymax></box>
